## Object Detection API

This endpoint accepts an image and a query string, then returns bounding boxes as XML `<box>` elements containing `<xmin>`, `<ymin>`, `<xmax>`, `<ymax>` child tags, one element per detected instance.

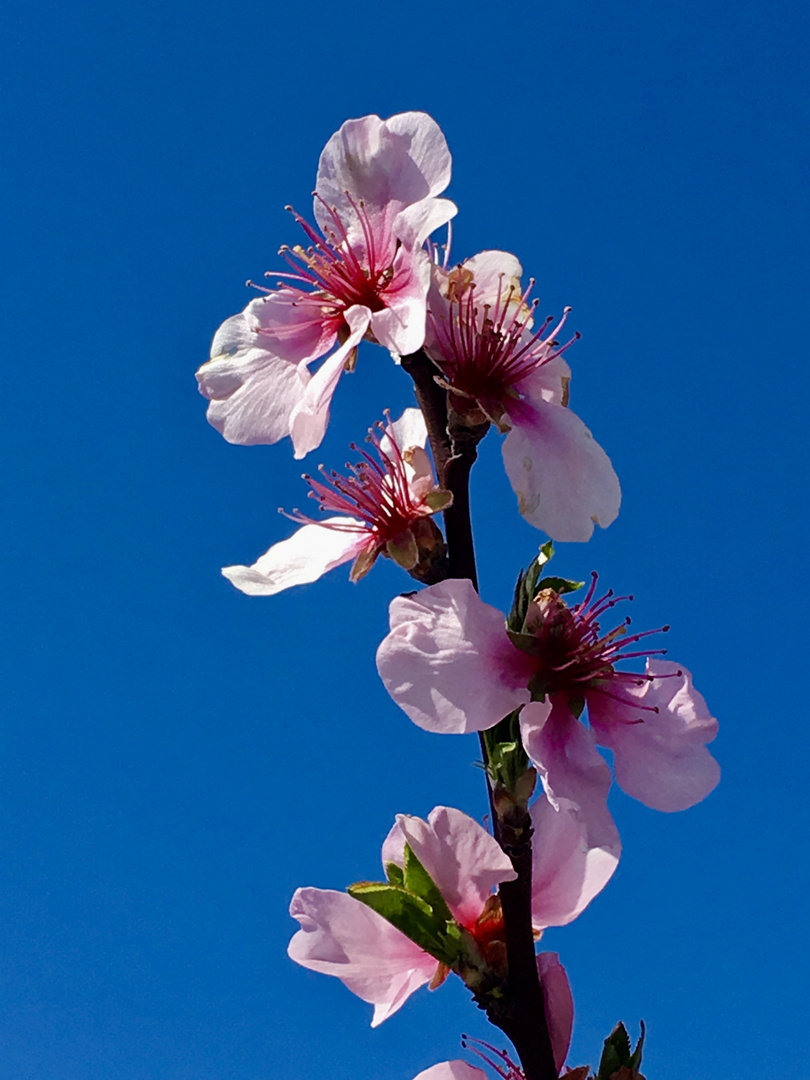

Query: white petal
<box><xmin>222</xmin><ymin>520</ymin><xmax>366</xmax><ymax>596</ymax></box>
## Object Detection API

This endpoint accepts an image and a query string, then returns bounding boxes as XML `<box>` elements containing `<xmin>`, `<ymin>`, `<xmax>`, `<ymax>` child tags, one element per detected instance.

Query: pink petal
<box><xmin>537</xmin><ymin>952</ymin><xmax>574</xmax><ymax>1072</ymax></box>
<box><xmin>414</xmin><ymin>1065</ymin><xmax>486</xmax><ymax>1080</ymax></box>
<box><xmin>588</xmin><ymin>659</ymin><xmax>720</xmax><ymax>812</ymax></box>
<box><xmin>289</xmin><ymin>305</ymin><xmax>371</xmax><ymax>459</ymax></box>
<box><xmin>314</xmin><ymin>112</ymin><xmax>452</xmax><ymax>246</ymax></box>
<box><xmin>197</xmin><ymin>308</ymin><xmax>311</xmax><ymax>447</ymax></box>
<box><xmin>502</xmin><ymin>399</ymin><xmax>621</xmax><ymax>542</ymax></box>
<box><xmin>244</xmin><ymin>291</ymin><xmax>339</xmax><ymax>365</ymax></box>
<box><xmin>369</xmin><ymin>245</ymin><xmax>432</xmax><ymax>357</ymax></box>
<box><xmin>221</xmin><ymin>520</ymin><xmax>367</xmax><ymax>596</ymax></box>
<box><xmin>529</xmin><ymin>792</ymin><xmax>620</xmax><ymax>929</ymax></box>
<box><xmin>381</xmin><ymin>806</ymin><xmax>516</xmax><ymax>928</ymax></box>
<box><xmin>287</xmin><ymin>887</ymin><xmax>436</xmax><ymax>1027</ymax></box>
<box><xmin>461</xmin><ymin>250</ymin><xmax>524</xmax><ymax>299</ymax></box>
<box><xmin>519</xmin><ymin>699</ymin><xmax>616</xmax><ymax>847</ymax></box>
<box><xmin>377</xmin><ymin>579</ymin><xmax>532</xmax><ymax>734</ymax></box>
<box><xmin>384</xmin><ymin>111</ymin><xmax>453</xmax><ymax>197</ymax></box>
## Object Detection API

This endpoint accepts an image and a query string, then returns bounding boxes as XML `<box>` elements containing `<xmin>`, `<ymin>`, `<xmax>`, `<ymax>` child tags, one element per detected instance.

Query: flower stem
<box><xmin>402</xmin><ymin>348</ymin><xmax>559</xmax><ymax>1080</ymax></box>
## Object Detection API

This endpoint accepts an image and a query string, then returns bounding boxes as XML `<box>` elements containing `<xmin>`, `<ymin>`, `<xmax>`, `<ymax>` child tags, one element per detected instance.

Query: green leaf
<box><xmin>538</xmin><ymin>540</ymin><xmax>554</xmax><ymax>566</ymax></box>
<box><xmin>402</xmin><ymin>844</ymin><xmax>454</xmax><ymax>926</ymax></box>
<box><xmin>423</xmin><ymin>489</ymin><xmax>453</xmax><ymax>512</ymax></box>
<box><xmin>348</xmin><ymin>845</ymin><xmax>465</xmax><ymax>967</ymax></box>
<box><xmin>597</xmin><ymin>1023</ymin><xmax>631</xmax><ymax>1080</ymax></box>
<box><xmin>629</xmin><ymin>1021</ymin><xmax>646</xmax><ymax>1070</ymax></box>
<box><xmin>481</xmin><ymin>709</ymin><xmax>530</xmax><ymax>791</ymax></box>
<box><xmin>347</xmin><ymin>881</ymin><xmax>451</xmax><ymax>962</ymax></box>
<box><xmin>385</xmin><ymin>861</ymin><xmax>404</xmax><ymax>887</ymax></box>
<box><xmin>597</xmin><ymin>1022</ymin><xmax>645</xmax><ymax>1080</ymax></box>
<box><xmin>536</xmin><ymin>574</ymin><xmax>584</xmax><ymax>596</ymax></box>
<box><xmin>509</xmin><ymin>545</ymin><xmax>555</xmax><ymax>632</ymax></box>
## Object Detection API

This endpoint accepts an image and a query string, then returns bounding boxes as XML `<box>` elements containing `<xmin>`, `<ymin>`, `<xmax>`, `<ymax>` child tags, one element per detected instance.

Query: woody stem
<box><xmin>402</xmin><ymin>348</ymin><xmax>558</xmax><ymax>1080</ymax></box>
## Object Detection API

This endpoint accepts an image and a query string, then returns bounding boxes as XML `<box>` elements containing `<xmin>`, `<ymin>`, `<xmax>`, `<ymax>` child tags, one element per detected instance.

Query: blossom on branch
<box><xmin>424</xmin><ymin>251</ymin><xmax>620</xmax><ymax>541</ymax></box>
<box><xmin>287</xmin><ymin>803</ymin><xmax>615</xmax><ymax>1032</ymax></box>
<box><xmin>377</xmin><ymin>576</ymin><xmax>719</xmax><ymax>812</ymax></box>
<box><xmin>197</xmin><ymin>111</ymin><xmax>456</xmax><ymax>457</ymax></box>
<box><xmin>221</xmin><ymin>408</ymin><xmax>450</xmax><ymax>594</ymax></box>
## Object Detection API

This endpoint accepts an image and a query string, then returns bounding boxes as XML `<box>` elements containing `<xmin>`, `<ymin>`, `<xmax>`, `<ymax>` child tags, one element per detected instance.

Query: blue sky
<box><xmin>2</xmin><ymin>0</ymin><xmax>808</xmax><ymax>1077</ymax></box>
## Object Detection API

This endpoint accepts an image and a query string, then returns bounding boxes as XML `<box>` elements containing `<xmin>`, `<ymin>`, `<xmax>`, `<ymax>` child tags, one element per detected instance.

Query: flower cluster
<box><xmin>199</xmin><ymin>111</ymin><xmax>719</xmax><ymax>1080</ymax></box>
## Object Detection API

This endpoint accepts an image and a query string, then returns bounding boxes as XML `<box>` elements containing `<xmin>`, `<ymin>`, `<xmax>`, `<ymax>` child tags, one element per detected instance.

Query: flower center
<box><xmin>269</xmin><ymin>196</ymin><xmax>403</xmax><ymax>315</ymax></box>
<box><xmin>517</xmin><ymin>575</ymin><xmax>670</xmax><ymax>709</ymax></box>
<box><xmin>428</xmin><ymin>268</ymin><xmax>579</xmax><ymax>408</ymax></box>
<box><xmin>288</xmin><ymin>413</ymin><xmax>428</xmax><ymax>544</ymax></box>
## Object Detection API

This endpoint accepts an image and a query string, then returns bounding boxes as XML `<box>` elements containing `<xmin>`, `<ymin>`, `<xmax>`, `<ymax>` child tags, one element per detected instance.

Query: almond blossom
<box><xmin>287</xmin><ymin>802</ymin><xmax>617</xmax><ymax>1029</ymax></box>
<box><xmin>197</xmin><ymin>111</ymin><xmax>456</xmax><ymax>458</ymax></box>
<box><xmin>221</xmin><ymin>408</ymin><xmax>450</xmax><ymax>595</ymax></box>
<box><xmin>424</xmin><ymin>251</ymin><xmax>620</xmax><ymax>542</ymax></box>
<box><xmin>377</xmin><ymin>577</ymin><xmax>719</xmax><ymax>813</ymax></box>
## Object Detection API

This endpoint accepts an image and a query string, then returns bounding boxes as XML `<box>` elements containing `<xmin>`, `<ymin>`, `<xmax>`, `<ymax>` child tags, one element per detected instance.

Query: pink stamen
<box><xmin>430</xmin><ymin>269</ymin><xmax>578</xmax><ymax>406</ymax></box>
<box><xmin>248</xmin><ymin>200</ymin><xmax>405</xmax><ymax>319</ymax></box>
<box><xmin>518</xmin><ymin>575</ymin><xmax>674</xmax><ymax>704</ymax></box>
<box><xmin>461</xmin><ymin>1036</ymin><xmax>524</xmax><ymax>1080</ymax></box>
<box><xmin>283</xmin><ymin>412</ymin><xmax>434</xmax><ymax>545</ymax></box>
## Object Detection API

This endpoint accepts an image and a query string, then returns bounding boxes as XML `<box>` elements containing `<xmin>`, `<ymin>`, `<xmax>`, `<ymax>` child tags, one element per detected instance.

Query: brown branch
<box><xmin>492</xmin><ymin>807</ymin><xmax>559</xmax><ymax>1080</ymax></box>
<box><xmin>401</xmin><ymin>348</ymin><xmax>559</xmax><ymax>1080</ymax></box>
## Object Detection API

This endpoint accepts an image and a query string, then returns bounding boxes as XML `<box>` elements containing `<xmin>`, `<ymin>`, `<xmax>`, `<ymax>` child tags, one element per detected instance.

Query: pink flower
<box><xmin>424</xmin><ymin>251</ymin><xmax>620</xmax><ymax>541</ymax></box>
<box><xmin>288</xmin><ymin>803</ymin><xmax>616</xmax><ymax>1027</ymax></box>
<box><xmin>377</xmin><ymin>577</ymin><xmax>719</xmax><ymax>812</ymax></box>
<box><xmin>197</xmin><ymin>112</ymin><xmax>456</xmax><ymax>458</ymax></box>
<box><xmin>221</xmin><ymin>408</ymin><xmax>451</xmax><ymax>595</ymax></box>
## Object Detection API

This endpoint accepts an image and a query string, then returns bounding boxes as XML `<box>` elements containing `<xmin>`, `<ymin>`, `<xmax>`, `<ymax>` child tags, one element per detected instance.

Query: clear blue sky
<box><xmin>2</xmin><ymin>1</ymin><xmax>808</xmax><ymax>1077</ymax></box>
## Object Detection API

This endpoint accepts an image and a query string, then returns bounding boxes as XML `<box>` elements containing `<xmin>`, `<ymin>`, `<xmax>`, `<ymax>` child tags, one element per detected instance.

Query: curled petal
<box><xmin>221</xmin><ymin>520</ymin><xmax>367</xmax><ymax>596</ymax></box>
<box><xmin>377</xmin><ymin>579</ymin><xmax>531</xmax><ymax>734</ymax></box>
<box><xmin>369</xmin><ymin>246</ymin><xmax>433</xmax><ymax>357</ymax></box>
<box><xmin>289</xmin><ymin>305</ymin><xmax>371</xmax><ymax>459</ymax></box>
<box><xmin>381</xmin><ymin>806</ymin><xmax>516</xmax><ymax>928</ymax></box>
<box><xmin>530</xmin><ymin>792</ymin><xmax>620</xmax><ymax>929</ymax></box>
<box><xmin>588</xmin><ymin>659</ymin><xmax>720</xmax><ymax>811</ymax></box>
<box><xmin>502</xmin><ymin>398</ymin><xmax>621</xmax><ymax>542</ymax></box>
<box><xmin>538</xmin><ymin>952</ymin><xmax>574</xmax><ymax>1072</ymax></box>
<box><xmin>395</xmin><ymin>197</ymin><xmax>458</xmax><ymax>249</ymax></box>
<box><xmin>288</xmin><ymin>887</ymin><xmax>437</xmax><ymax>1026</ymax></box>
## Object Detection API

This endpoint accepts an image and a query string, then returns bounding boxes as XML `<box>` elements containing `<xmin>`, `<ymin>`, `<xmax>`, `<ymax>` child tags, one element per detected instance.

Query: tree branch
<box><xmin>402</xmin><ymin>348</ymin><xmax>559</xmax><ymax>1080</ymax></box>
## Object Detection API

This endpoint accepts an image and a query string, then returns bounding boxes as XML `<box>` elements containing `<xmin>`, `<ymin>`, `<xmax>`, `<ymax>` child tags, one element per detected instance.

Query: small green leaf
<box><xmin>347</xmin><ymin>882</ymin><xmax>451</xmax><ymax>962</ymax></box>
<box><xmin>348</xmin><ymin>845</ymin><xmax>470</xmax><ymax>967</ymax></box>
<box><xmin>597</xmin><ymin>1023</ymin><xmax>631</xmax><ymax>1080</ymax></box>
<box><xmin>481</xmin><ymin>709</ymin><xmax>530</xmax><ymax>792</ymax></box>
<box><xmin>538</xmin><ymin>541</ymin><xmax>554</xmax><ymax>566</ymax></box>
<box><xmin>509</xmin><ymin>545</ymin><xmax>555</xmax><ymax>632</ymax></box>
<box><xmin>385</xmin><ymin>862</ymin><xmax>404</xmax><ymax>887</ymax></box>
<box><xmin>536</xmin><ymin>574</ymin><xmax>584</xmax><ymax>596</ymax></box>
<box><xmin>629</xmin><ymin>1021</ymin><xmax>646</xmax><ymax>1070</ymax></box>
<box><xmin>597</xmin><ymin>1022</ymin><xmax>646</xmax><ymax>1080</ymax></box>
<box><xmin>423</xmin><ymin>489</ymin><xmax>453</xmax><ymax>512</ymax></box>
<box><xmin>402</xmin><ymin>844</ymin><xmax>454</xmax><ymax>926</ymax></box>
